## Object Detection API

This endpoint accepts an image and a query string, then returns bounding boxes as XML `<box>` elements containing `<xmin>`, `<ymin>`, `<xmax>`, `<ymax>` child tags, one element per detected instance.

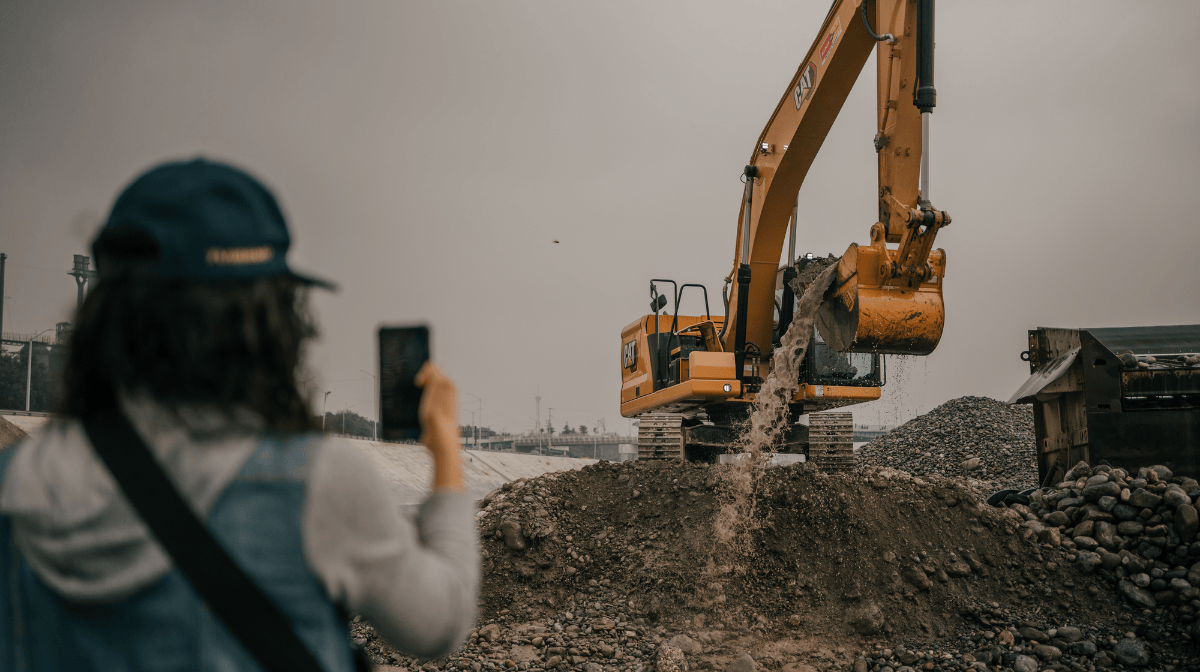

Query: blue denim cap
<box><xmin>96</xmin><ymin>158</ymin><xmax>335</xmax><ymax>289</ymax></box>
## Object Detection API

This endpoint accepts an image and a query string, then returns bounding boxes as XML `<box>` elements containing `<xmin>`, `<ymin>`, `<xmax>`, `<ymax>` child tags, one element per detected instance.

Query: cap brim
<box><xmin>290</xmin><ymin>269</ymin><xmax>337</xmax><ymax>291</ymax></box>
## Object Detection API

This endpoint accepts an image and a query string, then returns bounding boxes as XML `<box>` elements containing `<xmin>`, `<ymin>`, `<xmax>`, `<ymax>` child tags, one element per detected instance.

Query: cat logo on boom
<box><xmin>794</xmin><ymin>62</ymin><xmax>816</xmax><ymax>110</ymax></box>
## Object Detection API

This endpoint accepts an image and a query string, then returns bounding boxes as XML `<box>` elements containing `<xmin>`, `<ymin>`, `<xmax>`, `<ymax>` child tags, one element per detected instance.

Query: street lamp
<box><xmin>25</xmin><ymin>328</ymin><xmax>52</xmax><ymax>411</ymax></box>
<box><xmin>463</xmin><ymin>392</ymin><xmax>481</xmax><ymax>448</ymax></box>
<box><xmin>464</xmin><ymin>409</ymin><xmax>476</xmax><ymax>447</ymax></box>
<box><xmin>322</xmin><ymin>391</ymin><xmax>332</xmax><ymax>431</ymax></box>
<box><xmin>342</xmin><ymin>404</ymin><xmax>355</xmax><ymax>435</ymax></box>
<box><xmin>358</xmin><ymin>369</ymin><xmax>378</xmax><ymax>441</ymax></box>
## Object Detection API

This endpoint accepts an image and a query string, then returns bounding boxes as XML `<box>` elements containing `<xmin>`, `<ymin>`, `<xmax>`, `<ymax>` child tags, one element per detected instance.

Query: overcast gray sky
<box><xmin>2</xmin><ymin>1</ymin><xmax>1198</xmax><ymax>434</ymax></box>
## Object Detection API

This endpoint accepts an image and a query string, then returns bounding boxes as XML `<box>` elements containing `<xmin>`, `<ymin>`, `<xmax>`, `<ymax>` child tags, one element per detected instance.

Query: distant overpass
<box><xmin>471</xmin><ymin>427</ymin><xmax>890</xmax><ymax>457</ymax></box>
<box><xmin>853</xmin><ymin>424</ymin><xmax>894</xmax><ymax>443</ymax></box>
<box><xmin>466</xmin><ymin>434</ymin><xmax>636</xmax><ymax>461</ymax></box>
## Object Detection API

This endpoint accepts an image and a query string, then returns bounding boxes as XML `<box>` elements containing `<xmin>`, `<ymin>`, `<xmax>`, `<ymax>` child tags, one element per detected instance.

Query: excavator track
<box><xmin>807</xmin><ymin>412</ymin><xmax>855</xmax><ymax>472</ymax></box>
<box><xmin>637</xmin><ymin>414</ymin><xmax>683</xmax><ymax>460</ymax></box>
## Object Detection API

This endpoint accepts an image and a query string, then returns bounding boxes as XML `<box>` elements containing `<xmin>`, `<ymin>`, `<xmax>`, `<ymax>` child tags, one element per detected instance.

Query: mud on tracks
<box><xmin>476</xmin><ymin>460</ymin><xmax>1121</xmax><ymax>643</ymax></box>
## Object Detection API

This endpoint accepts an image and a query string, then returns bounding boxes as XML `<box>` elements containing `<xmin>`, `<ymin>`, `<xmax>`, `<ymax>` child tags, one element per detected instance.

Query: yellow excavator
<box><xmin>619</xmin><ymin>0</ymin><xmax>951</xmax><ymax>466</ymax></box>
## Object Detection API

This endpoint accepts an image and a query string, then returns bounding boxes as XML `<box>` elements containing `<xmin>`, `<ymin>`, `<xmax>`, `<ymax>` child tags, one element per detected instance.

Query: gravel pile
<box><xmin>858</xmin><ymin>396</ymin><xmax>1037</xmax><ymax>490</ymax></box>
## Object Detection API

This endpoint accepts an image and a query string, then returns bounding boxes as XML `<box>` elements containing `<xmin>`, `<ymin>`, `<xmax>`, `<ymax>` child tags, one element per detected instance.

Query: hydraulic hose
<box><xmin>717</xmin><ymin>276</ymin><xmax>731</xmax><ymax>340</ymax></box>
<box><xmin>861</xmin><ymin>0</ymin><xmax>895</xmax><ymax>43</ymax></box>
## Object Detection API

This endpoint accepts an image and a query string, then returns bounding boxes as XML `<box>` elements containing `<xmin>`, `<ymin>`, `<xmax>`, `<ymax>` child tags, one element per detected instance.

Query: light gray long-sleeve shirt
<box><xmin>0</xmin><ymin>395</ymin><xmax>480</xmax><ymax>660</ymax></box>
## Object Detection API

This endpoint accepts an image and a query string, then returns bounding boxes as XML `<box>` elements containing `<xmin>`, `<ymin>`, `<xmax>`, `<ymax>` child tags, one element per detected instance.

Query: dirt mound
<box><xmin>474</xmin><ymin>461</ymin><xmax>1117</xmax><ymax>640</ymax></box>
<box><xmin>858</xmin><ymin>396</ymin><xmax>1037</xmax><ymax>490</ymax></box>
<box><xmin>0</xmin><ymin>416</ymin><xmax>27</xmax><ymax>451</ymax></box>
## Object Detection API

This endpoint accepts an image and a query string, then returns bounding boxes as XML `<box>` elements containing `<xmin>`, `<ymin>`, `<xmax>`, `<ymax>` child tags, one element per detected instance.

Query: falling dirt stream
<box><xmin>712</xmin><ymin>260</ymin><xmax>839</xmax><ymax>556</ymax></box>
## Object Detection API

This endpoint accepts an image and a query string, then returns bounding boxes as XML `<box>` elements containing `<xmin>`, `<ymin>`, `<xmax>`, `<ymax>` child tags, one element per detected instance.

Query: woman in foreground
<box><xmin>0</xmin><ymin>158</ymin><xmax>479</xmax><ymax>670</ymax></box>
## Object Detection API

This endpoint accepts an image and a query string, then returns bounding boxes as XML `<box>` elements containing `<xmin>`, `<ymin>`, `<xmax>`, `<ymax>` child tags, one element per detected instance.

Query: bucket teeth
<box><xmin>808</xmin><ymin>412</ymin><xmax>856</xmax><ymax>472</ymax></box>
<box><xmin>637</xmin><ymin>414</ymin><xmax>683</xmax><ymax>460</ymax></box>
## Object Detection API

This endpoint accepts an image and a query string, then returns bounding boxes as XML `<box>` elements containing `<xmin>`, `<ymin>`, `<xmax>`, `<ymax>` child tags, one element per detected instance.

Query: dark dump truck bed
<box><xmin>1010</xmin><ymin>325</ymin><xmax>1200</xmax><ymax>483</ymax></box>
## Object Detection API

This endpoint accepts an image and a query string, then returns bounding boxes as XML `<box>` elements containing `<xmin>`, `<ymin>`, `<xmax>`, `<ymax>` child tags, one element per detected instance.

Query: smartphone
<box><xmin>379</xmin><ymin>325</ymin><xmax>430</xmax><ymax>441</ymax></box>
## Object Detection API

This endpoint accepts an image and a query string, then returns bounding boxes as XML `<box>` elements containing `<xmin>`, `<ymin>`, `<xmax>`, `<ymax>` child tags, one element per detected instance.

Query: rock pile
<box><xmin>857</xmin><ymin>397</ymin><xmax>1037</xmax><ymax>490</ymax></box>
<box><xmin>861</xmin><ymin>610</ymin><xmax>1166</xmax><ymax>671</ymax></box>
<box><xmin>1014</xmin><ymin>460</ymin><xmax>1200</xmax><ymax>620</ymax></box>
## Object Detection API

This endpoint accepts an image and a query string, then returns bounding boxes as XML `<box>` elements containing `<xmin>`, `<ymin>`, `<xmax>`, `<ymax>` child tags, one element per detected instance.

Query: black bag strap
<box><xmin>82</xmin><ymin>408</ymin><xmax>328</xmax><ymax>672</ymax></box>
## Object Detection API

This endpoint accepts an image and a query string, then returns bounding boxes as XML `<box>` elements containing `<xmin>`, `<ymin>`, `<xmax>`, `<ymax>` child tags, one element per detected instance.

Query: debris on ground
<box><xmin>0</xmin><ymin>416</ymin><xmax>27</xmax><ymax>451</ymax></box>
<box><xmin>858</xmin><ymin>397</ymin><xmax>1038</xmax><ymax>491</ymax></box>
<box><xmin>353</xmin><ymin>457</ymin><xmax>1200</xmax><ymax>671</ymax></box>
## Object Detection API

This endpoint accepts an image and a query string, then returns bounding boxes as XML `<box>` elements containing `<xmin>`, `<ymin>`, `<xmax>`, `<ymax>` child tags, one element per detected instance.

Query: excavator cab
<box><xmin>775</xmin><ymin>261</ymin><xmax>886</xmax><ymax>388</ymax></box>
<box><xmin>805</xmin><ymin>328</ymin><xmax>884</xmax><ymax>387</ymax></box>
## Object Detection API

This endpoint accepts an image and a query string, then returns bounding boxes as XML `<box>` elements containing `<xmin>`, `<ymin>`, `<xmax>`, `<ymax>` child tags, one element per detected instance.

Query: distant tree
<box><xmin>0</xmin><ymin>350</ymin><xmax>25</xmax><ymax>410</ymax></box>
<box><xmin>0</xmin><ymin>346</ymin><xmax>51</xmax><ymax>412</ymax></box>
<box><xmin>562</xmin><ymin>423</ymin><xmax>574</xmax><ymax>435</ymax></box>
<box><xmin>578</xmin><ymin>425</ymin><xmax>588</xmax><ymax>435</ymax></box>
<box><xmin>323</xmin><ymin>409</ymin><xmax>375</xmax><ymax>439</ymax></box>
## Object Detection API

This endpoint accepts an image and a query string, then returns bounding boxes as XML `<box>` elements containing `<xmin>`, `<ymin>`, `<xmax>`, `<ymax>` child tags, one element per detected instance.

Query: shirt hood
<box><xmin>0</xmin><ymin>395</ymin><xmax>264</xmax><ymax>603</ymax></box>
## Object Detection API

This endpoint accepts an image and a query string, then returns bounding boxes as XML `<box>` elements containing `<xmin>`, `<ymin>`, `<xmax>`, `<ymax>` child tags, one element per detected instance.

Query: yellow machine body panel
<box><xmin>620</xmin><ymin>315</ymin><xmax>726</xmax><ymax>405</ymax></box>
<box><xmin>620</xmin><ymin>313</ymin><xmax>880</xmax><ymax>418</ymax></box>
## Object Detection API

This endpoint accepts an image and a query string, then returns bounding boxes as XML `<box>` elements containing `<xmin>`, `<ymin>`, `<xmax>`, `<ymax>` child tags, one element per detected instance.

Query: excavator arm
<box><xmin>721</xmin><ymin>0</ymin><xmax>951</xmax><ymax>373</ymax></box>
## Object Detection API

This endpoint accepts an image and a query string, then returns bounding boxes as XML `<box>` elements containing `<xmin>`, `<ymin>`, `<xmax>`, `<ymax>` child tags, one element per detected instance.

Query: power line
<box><xmin>8</xmin><ymin>261</ymin><xmax>72</xmax><ymax>273</ymax></box>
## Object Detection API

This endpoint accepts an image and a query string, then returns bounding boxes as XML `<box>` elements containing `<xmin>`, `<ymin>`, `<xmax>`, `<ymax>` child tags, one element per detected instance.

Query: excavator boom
<box><xmin>722</xmin><ymin>0</ymin><xmax>950</xmax><ymax>363</ymax></box>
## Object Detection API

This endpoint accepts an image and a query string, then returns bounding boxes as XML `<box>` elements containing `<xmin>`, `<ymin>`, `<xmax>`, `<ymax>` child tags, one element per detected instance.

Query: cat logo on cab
<box><xmin>623</xmin><ymin>340</ymin><xmax>637</xmax><ymax>369</ymax></box>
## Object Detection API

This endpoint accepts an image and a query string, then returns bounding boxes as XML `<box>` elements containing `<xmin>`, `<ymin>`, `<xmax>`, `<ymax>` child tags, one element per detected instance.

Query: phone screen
<box><xmin>379</xmin><ymin>325</ymin><xmax>430</xmax><ymax>441</ymax></box>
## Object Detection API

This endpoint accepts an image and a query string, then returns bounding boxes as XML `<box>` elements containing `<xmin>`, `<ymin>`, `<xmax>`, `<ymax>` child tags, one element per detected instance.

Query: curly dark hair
<box><xmin>59</xmin><ymin>225</ymin><xmax>317</xmax><ymax>432</ymax></box>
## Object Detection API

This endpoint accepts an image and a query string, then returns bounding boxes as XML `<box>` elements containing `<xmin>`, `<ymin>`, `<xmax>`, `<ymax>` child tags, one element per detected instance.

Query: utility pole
<box><xmin>24</xmin><ymin>339</ymin><xmax>32</xmax><ymax>412</ymax></box>
<box><xmin>464</xmin><ymin>393</ymin><xmax>482</xmax><ymax>449</ymax></box>
<box><xmin>358</xmin><ymin>369</ymin><xmax>378</xmax><ymax>441</ymax></box>
<box><xmin>25</xmin><ymin>328</ymin><xmax>51</xmax><ymax>411</ymax></box>
<box><xmin>0</xmin><ymin>252</ymin><xmax>6</xmax><ymax>339</ymax></box>
<box><xmin>535</xmin><ymin>394</ymin><xmax>541</xmax><ymax>449</ymax></box>
<box><xmin>322</xmin><ymin>391</ymin><xmax>331</xmax><ymax>431</ymax></box>
<box><xmin>68</xmin><ymin>255</ymin><xmax>96</xmax><ymax>313</ymax></box>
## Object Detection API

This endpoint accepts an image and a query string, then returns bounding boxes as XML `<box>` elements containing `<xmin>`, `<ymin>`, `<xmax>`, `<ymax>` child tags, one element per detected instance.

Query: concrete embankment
<box><xmin>342</xmin><ymin>437</ymin><xmax>595</xmax><ymax>505</ymax></box>
<box><xmin>0</xmin><ymin>414</ymin><xmax>595</xmax><ymax>506</ymax></box>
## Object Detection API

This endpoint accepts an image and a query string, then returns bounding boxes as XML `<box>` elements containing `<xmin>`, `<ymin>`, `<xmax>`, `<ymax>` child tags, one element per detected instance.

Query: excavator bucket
<box><xmin>816</xmin><ymin>244</ymin><xmax>946</xmax><ymax>356</ymax></box>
